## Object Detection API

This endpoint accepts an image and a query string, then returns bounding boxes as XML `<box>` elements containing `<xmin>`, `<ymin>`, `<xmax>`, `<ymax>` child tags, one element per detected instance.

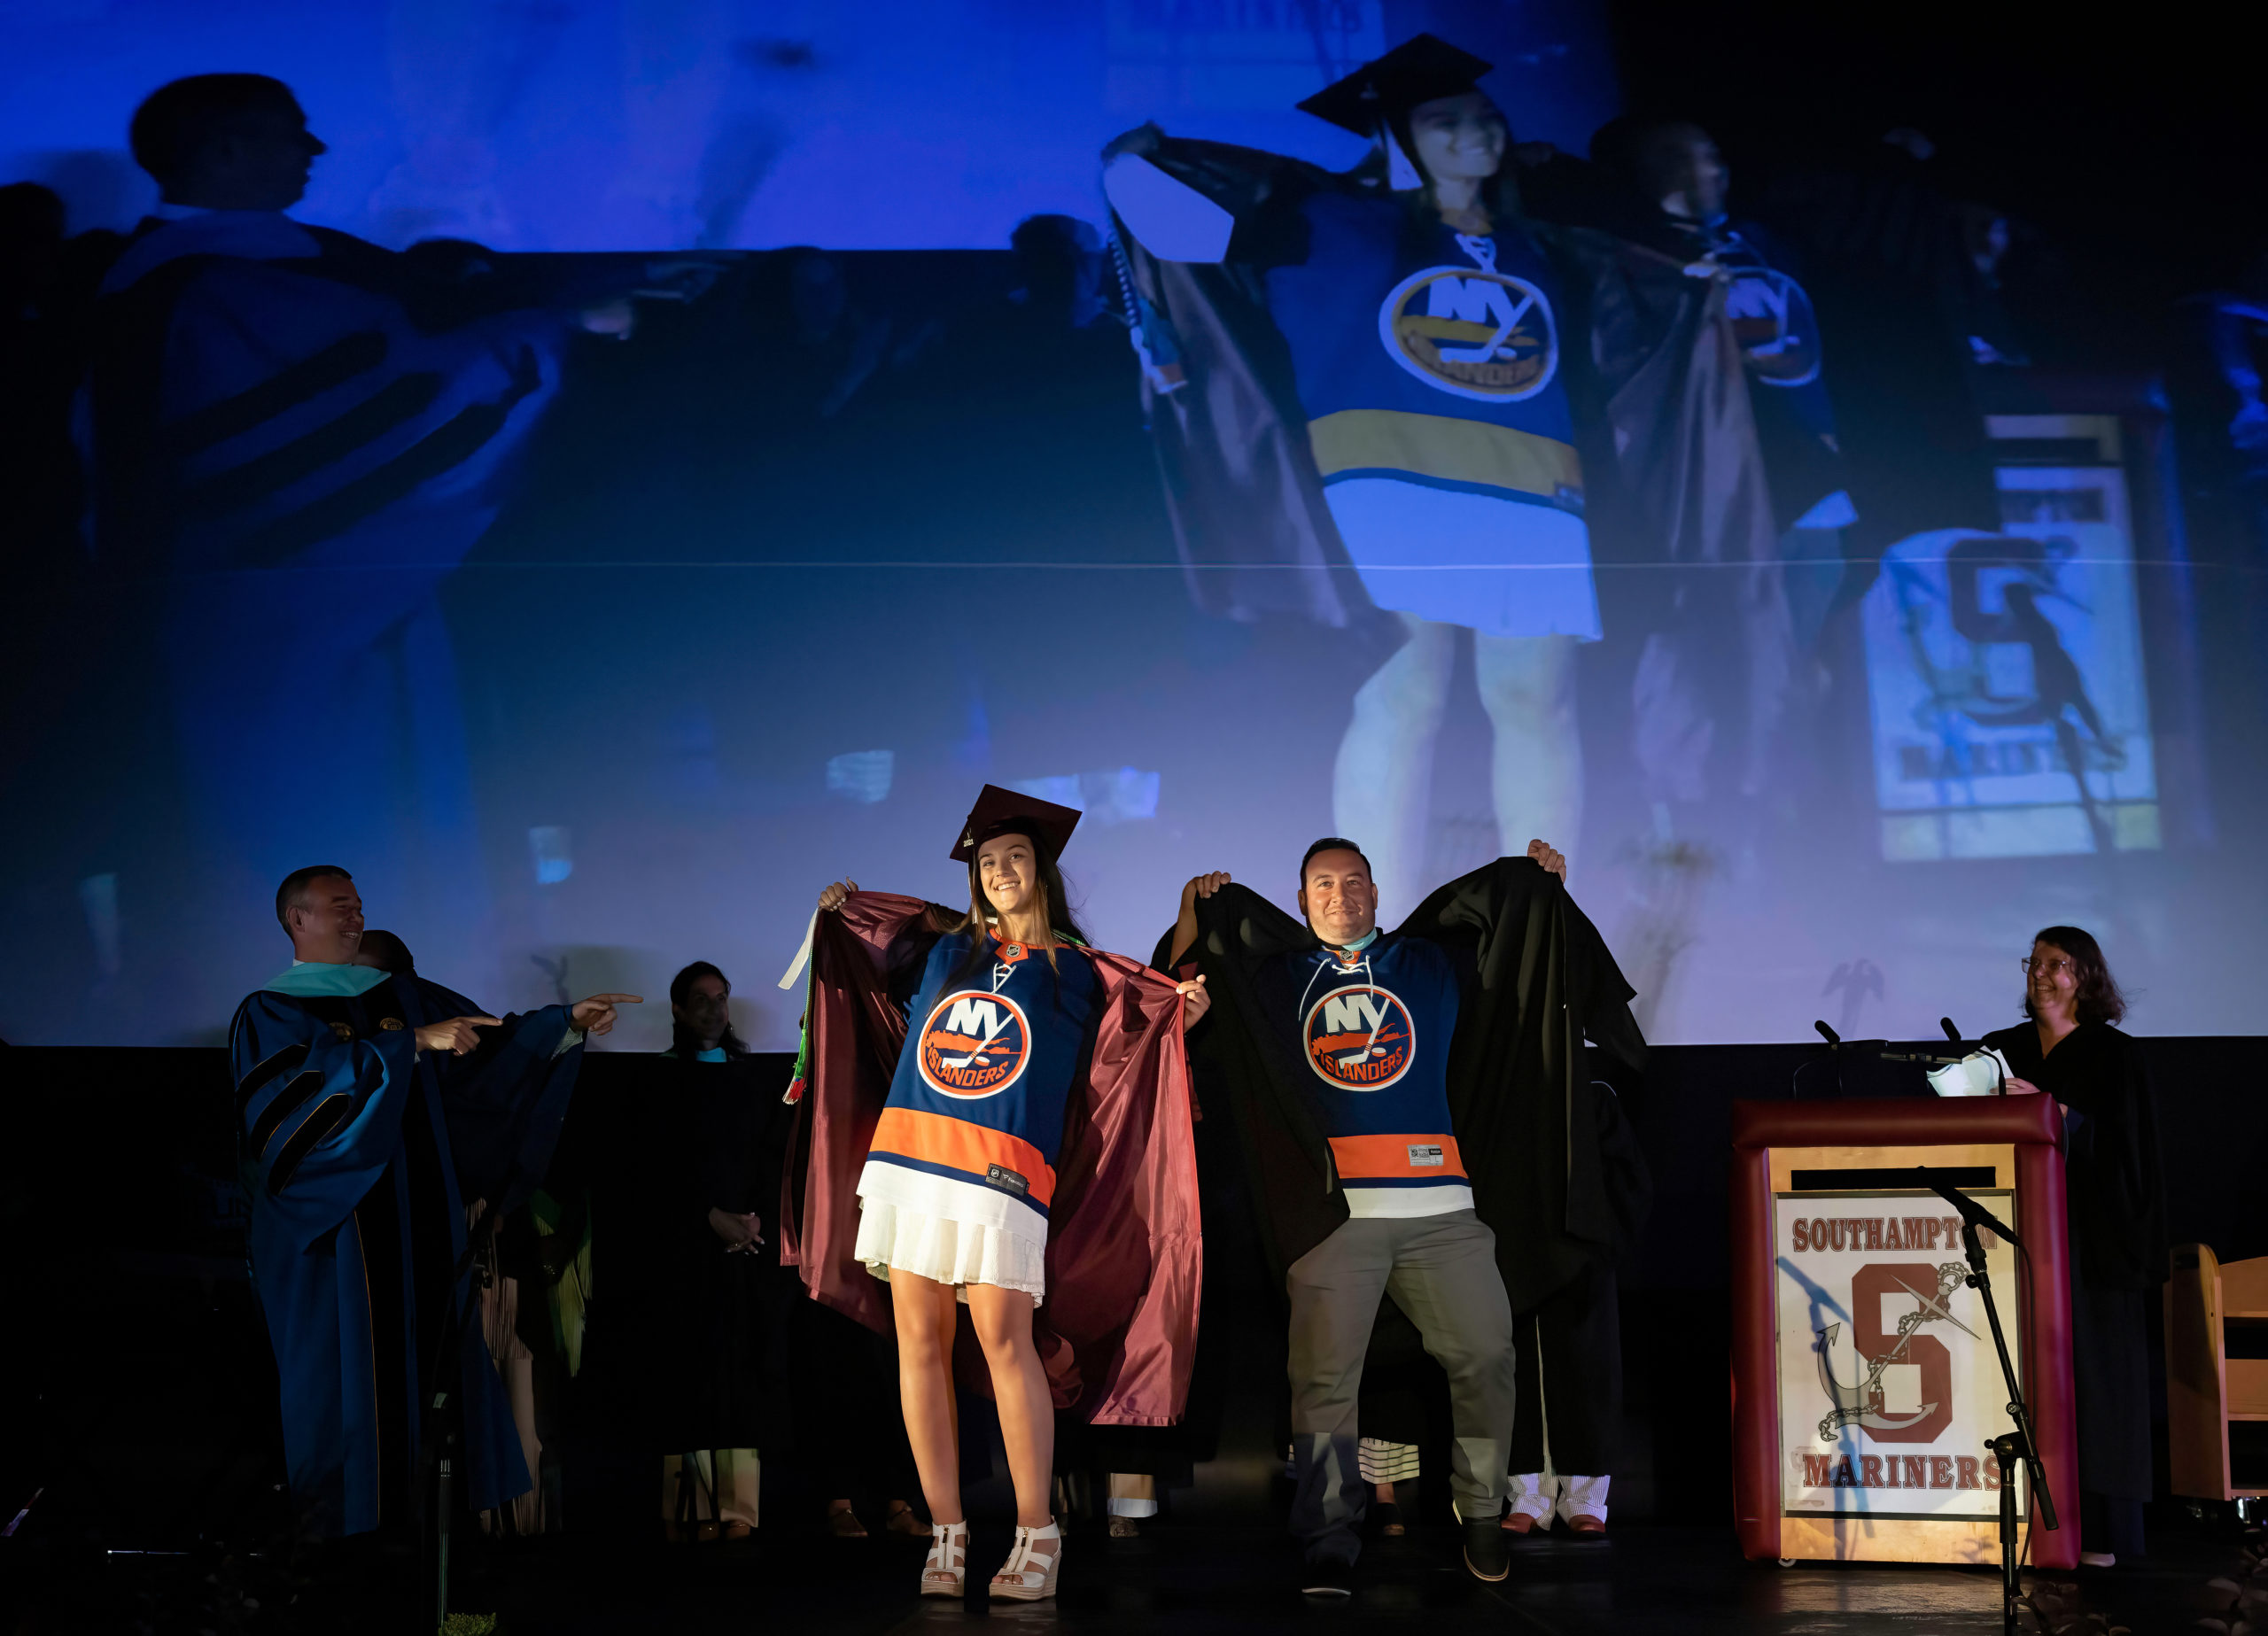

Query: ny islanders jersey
<box><xmin>1709</xmin><ymin>224</ymin><xmax>1836</xmax><ymax>441</ymax></box>
<box><xmin>1262</xmin><ymin>192</ymin><xmax>1584</xmax><ymax>518</ymax></box>
<box><xmin>858</xmin><ymin>932</ymin><xmax>1098</xmax><ymax>1249</ymax></box>
<box><xmin>1263</xmin><ymin>932</ymin><xmax>1470</xmax><ymax>1218</ymax></box>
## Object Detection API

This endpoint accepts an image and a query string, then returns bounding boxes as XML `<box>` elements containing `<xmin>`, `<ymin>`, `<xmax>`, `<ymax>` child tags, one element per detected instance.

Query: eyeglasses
<box><xmin>2019</xmin><ymin>957</ymin><xmax>2075</xmax><ymax>977</ymax></box>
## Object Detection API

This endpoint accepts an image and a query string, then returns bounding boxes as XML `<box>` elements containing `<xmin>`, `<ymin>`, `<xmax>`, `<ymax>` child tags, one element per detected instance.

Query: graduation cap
<box><xmin>1296</xmin><ymin>34</ymin><xmax>1494</xmax><ymax>138</ymax></box>
<box><xmin>949</xmin><ymin>784</ymin><xmax>1082</xmax><ymax>866</ymax></box>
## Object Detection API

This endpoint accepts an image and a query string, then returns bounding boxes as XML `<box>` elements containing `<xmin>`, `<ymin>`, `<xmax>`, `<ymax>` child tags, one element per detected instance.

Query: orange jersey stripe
<box><xmin>1327</xmin><ymin>1133</ymin><xmax>1466</xmax><ymax>1182</ymax></box>
<box><xmin>869</xmin><ymin>1106</ymin><xmax>1056</xmax><ymax>1207</ymax></box>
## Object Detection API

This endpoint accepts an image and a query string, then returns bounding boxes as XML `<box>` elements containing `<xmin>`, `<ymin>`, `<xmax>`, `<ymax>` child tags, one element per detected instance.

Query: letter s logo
<box><xmin>1851</xmin><ymin>1262</ymin><xmax>1955</xmax><ymax>1445</ymax></box>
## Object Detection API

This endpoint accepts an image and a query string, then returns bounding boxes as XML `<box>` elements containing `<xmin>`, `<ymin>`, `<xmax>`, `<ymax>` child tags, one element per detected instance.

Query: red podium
<box><xmin>1729</xmin><ymin>1095</ymin><xmax>2078</xmax><ymax>1569</ymax></box>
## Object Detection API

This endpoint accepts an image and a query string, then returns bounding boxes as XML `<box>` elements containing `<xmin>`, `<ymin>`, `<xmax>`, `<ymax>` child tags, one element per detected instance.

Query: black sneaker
<box><xmin>1462</xmin><ymin>1517</ymin><xmax>1510</xmax><ymax>1582</ymax></box>
<box><xmin>1301</xmin><ymin>1553</ymin><xmax>1356</xmax><ymax>1598</ymax></box>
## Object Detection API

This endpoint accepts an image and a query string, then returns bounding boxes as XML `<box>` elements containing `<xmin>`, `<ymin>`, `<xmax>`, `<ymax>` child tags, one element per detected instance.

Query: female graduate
<box><xmin>1108</xmin><ymin>34</ymin><xmax>1803</xmax><ymax>889</ymax></box>
<box><xmin>1982</xmin><ymin>927</ymin><xmax>2166</xmax><ymax>1567</ymax></box>
<box><xmin>794</xmin><ymin>787</ymin><xmax>1207</xmax><ymax>1602</ymax></box>
<box><xmin>1104</xmin><ymin>35</ymin><xmax>1599</xmax><ymax>912</ymax></box>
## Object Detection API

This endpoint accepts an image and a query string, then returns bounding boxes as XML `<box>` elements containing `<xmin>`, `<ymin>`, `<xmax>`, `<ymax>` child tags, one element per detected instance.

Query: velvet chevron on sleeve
<box><xmin>229</xmin><ymin>969</ymin><xmax>584</xmax><ymax>1537</ymax></box>
<box><xmin>232</xmin><ymin>987</ymin><xmax>422</xmax><ymax>1249</ymax></box>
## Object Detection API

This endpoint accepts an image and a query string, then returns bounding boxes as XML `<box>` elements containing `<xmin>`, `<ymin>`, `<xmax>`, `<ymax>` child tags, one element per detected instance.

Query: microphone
<box><xmin>1940</xmin><ymin>1017</ymin><xmax>1963</xmax><ymax>1045</ymax></box>
<box><xmin>1814</xmin><ymin>1020</ymin><xmax>1889</xmax><ymax>1052</ymax></box>
<box><xmin>1914</xmin><ymin>1166</ymin><xmax>2023</xmax><ymax>1249</ymax></box>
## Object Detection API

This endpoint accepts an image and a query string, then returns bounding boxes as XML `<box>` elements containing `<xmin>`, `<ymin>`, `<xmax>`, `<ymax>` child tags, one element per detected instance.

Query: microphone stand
<box><xmin>1915</xmin><ymin>1170</ymin><xmax>2055</xmax><ymax>1634</ymax></box>
<box><xmin>419</xmin><ymin>1200</ymin><xmax>501</xmax><ymax>1635</ymax></box>
<box><xmin>1805</xmin><ymin>1021</ymin><xmax>1889</xmax><ymax>1097</ymax></box>
<box><xmin>417</xmin><ymin>1008</ymin><xmax>584</xmax><ymax>1629</ymax></box>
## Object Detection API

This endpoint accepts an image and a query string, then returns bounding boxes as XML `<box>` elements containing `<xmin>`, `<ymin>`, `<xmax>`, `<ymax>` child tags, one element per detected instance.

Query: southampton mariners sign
<box><xmin>1774</xmin><ymin>1190</ymin><xmax>2025</xmax><ymax>1522</ymax></box>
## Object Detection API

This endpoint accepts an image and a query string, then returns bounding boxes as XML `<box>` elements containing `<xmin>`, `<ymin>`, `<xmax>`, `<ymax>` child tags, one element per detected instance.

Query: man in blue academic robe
<box><xmin>231</xmin><ymin>864</ymin><xmax>639</xmax><ymax>1538</ymax></box>
<box><xmin>82</xmin><ymin>74</ymin><xmax>646</xmax><ymax>1027</ymax></box>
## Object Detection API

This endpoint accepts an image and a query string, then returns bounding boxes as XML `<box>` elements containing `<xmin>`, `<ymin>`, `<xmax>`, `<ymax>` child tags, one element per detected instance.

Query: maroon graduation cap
<box><xmin>949</xmin><ymin>784</ymin><xmax>1082</xmax><ymax>865</ymax></box>
<box><xmin>1296</xmin><ymin>33</ymin><xmax>1494</xmax><ymax>136</ymax></box>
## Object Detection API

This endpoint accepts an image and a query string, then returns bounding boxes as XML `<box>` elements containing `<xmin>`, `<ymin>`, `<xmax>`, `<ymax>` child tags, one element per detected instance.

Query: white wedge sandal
<box><xmin>920</xmin><ymin>1520</ymin><xmax>968</xmax><ymax>1598</ymax></box>
<box><xmin>990</xmin><ymin>1517</ymin><xmax>1062</xmax><ymax>1602</ymax></box>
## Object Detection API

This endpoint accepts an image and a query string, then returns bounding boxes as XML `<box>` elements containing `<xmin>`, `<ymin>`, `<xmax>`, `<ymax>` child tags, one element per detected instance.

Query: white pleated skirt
<box><xmin>1324</xmin><ymin>478</ymin><xmax>1603</xmax><ymax>640</ymax></box>
<box><xmin>854</xmin><ymin>1163</ymin><xmax>1048</xmax><ymax>1304</ymax></box>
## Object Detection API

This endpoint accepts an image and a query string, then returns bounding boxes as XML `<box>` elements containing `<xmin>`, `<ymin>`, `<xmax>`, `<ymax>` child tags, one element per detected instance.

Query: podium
<box><xmin>1729</xmin><ymin>1095</ymin><xmax>2078</xmax><ymax>1570</ymax></box>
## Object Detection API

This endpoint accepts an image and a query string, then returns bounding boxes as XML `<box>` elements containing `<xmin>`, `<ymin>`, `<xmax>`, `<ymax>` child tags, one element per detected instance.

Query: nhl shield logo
<box><xmin>1724</xmin><ymin>265</ymin><xmax>1822</xmax><ymax>388</ymax></box>
<box><xmin>918</xmin><ymin>990</ymin><xmax>1031</xmax><ymax>1099</ymax></box>
<box><xmin>1377</xmin><ymin>266</ymin><xmax>1558</xmax><ymax>403</ymax></box>
<box><xmin>1303</xmin><ymin>984</ymin><xmax>1415</xmax><ymax>1090</ymax></box>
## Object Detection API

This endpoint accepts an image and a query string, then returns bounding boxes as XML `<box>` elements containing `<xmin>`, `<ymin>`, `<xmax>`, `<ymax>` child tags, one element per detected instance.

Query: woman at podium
<box><xmin>1984</xmin><ymin>926</ymin><xmax>2166</xmax><ymax>1569</ymax></box>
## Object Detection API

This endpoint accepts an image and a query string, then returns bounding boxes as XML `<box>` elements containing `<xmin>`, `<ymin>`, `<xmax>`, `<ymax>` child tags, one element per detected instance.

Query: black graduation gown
<box><xmin>1114</xmin><ymin>137</ymin><xmax>1803</xmax><ymax>817</ymax></box>
<box><xmin>606</xmin><ymin>1053</ymin><xmax>795</xmax><ymax>1458</ymax></box>
<box><xmin>1744</xmin><ymin>147</ymin><xmax>2005</xmax><ymax>566</ymax></box>
<box><xmin>1980</xmin><ymin>1020</ymin><xmax>2166</xmax><ymax>1503</ymax></box>
<box><xmin>1178</xmin><ymin>857</ymin><xmax>1650</xmax><ymax>1306</ymax></box>
<box><xmin>1168</xmin><ymin>857</ymin><xmax>1651</xmax><ymax>1470</ymax></box>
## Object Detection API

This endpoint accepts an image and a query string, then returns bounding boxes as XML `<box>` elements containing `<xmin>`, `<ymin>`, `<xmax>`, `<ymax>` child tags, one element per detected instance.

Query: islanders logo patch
<box><xmin>917</xmin><ymin>990</ymin><xmax>1031</xmax><ymax>1099</ymax></box>
<box><xmin>1378</xmin><ymin>267</ymin><xmax>1558</xmax><ymax>403</ymax></box>
<box><xmin>1723</xmin><ymin>265</ymin><xmax>1822</xmax><ymax>388</ymax></box>
<box><xmin>1303</xmin><ymin>984</ymin><xmax>1416</xmax><ymax>1090</ymax></box>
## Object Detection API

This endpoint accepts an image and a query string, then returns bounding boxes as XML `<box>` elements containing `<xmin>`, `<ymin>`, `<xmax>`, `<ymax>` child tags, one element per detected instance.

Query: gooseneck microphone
<box><xmin>1914</xmin><ymin>1165</ymin><xmax>2024</xmax><ymax>1249</ymax></box>
<box><xmin>1940</xmin><ymin>1017</ymin><xmax>1964</xmax><ymax>1045</ymax></box>
<box><xmin>1814</xmin><ymin>1020</ymin><xmax>1842</xmax><ymax>1048</ymax></box>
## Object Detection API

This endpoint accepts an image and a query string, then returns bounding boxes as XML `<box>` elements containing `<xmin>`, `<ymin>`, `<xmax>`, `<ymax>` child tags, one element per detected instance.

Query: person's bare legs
<box><xmin>1473</xmin><ymin>633</ymin><xmax>1581</xmax><ymax>873</ymax></box>
<box><xmin>965</xmin><ymin>1283</ymin><xmax>1056</xmax><ymax>1530</ymax></box>
<box><xmin>1333</xmin><ymin>615</ymin><xmax>1456</xmax><ymax>914</ymax></box>
<box><xmin>890</xmin><ymin>1272</ymin><xmax>966</xmax><ymax>1525</ymax></box>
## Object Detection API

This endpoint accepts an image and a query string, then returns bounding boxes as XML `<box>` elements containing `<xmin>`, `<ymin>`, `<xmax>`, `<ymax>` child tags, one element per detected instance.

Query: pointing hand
<box><xmin>571</xmin><ymin>994</ymin><xmax>642</xmax><ymax>1035</ymax></box>
<box><xmin>416</xmin><ymin>1015</ymin><xmax>501</xmax><ymax>1056</ymax></box>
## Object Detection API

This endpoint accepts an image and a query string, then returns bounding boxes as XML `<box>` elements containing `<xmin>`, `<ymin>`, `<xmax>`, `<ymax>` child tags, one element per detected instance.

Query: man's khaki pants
<box><xmin>1285</xmin><ymin>1209</ymin><xmax>1516</xmax><ymax>1563</ymax></box>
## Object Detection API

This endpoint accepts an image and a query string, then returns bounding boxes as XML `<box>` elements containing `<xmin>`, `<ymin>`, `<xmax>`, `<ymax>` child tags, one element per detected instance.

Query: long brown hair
<box><xmin>2023</xmin><ymin>925</ymin><xmax>2127</xmax><ymax>1026</ymax></box>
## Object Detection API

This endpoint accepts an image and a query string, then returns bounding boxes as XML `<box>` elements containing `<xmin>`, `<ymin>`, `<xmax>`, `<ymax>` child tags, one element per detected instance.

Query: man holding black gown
<box><xmin>229</xmin><ymin>864</ymin><xmax>636</xmax><ymax>1539</ymax></box>
<box><xmin>1161</xmin><ymin>838</ymin><xmax>1649</xmax><ymax>1592</ymax></box>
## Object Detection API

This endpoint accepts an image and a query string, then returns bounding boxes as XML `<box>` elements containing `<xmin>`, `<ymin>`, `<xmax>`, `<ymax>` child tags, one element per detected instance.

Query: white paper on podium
<box><xmin>1926</xmin><ymin>1048</ymin><xmax>2013</xmax><ymax>1097</ymax></box>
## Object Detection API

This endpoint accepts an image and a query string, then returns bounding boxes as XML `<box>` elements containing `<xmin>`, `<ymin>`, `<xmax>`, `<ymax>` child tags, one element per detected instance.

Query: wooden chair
<box><xmin>2166</xmin><ymin>1243</ymin><xmax>2268</xmax><ymax>1500</ymax></box>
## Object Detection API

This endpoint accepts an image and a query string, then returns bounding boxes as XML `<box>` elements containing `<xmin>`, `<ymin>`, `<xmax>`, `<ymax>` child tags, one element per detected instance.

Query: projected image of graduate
<box><xmin>1104</xmin><ymin>36</ymin><xmax>1599</xmax><ymax>917</ymax></box>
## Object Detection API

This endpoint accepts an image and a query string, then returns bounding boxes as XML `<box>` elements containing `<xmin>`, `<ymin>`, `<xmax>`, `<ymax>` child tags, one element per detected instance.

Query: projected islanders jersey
<box><xmin>1709</xmin><ymin>226</ymin><xmax>1837</xmax><ymax>445</ymax></box>
<box><xmin>1267</xmin><ymin>933</ymin><xmax>1470</xmax><ymax>1218</ymax></box>
<box><xmin>1262</xmin><ymin>191</ymin><xmax>1599</xmax><ymax>640</ymax></box>
<box><xmin>858</xmin><ymin>932</ymin><xmax>1098</xmax><ymax>1249</ymax></box>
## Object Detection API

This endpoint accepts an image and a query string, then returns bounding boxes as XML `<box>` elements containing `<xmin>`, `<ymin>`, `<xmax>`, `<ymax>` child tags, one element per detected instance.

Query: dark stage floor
<box><xmin>7</xmin><ymin>1043</ymin><xmax>2260</xmax><ymax>1635</ymax></box>
<box><xmin>69</xmin><ymin>1518</ymin><xmax>2212</xmax><ymax>1636</ymax></box>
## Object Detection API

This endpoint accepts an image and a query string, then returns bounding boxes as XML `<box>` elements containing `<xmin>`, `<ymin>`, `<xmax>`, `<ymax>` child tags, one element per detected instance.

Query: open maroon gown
<box><xmin>781</xmin><ymin>891</ymin><xmax>1201</xmax><ymax>1427</ymax></box>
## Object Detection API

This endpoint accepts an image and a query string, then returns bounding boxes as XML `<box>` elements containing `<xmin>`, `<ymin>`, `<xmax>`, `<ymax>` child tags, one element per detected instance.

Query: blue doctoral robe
<box><xmin>229</xmin><ymin>961</ymin><xmax>581</xmax><ymax>1537</ymax></box>
<box><xmin>84</xmin><ymin>213</ymin><xmax>574</xmax><ymax>1027</ymax></box>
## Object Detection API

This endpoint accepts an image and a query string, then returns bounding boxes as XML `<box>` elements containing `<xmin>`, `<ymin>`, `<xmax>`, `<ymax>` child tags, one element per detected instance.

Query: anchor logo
<box><xmin>1814</xmin><ymin>1261</ymin><xmax>1974</xmax><ymax>1443</ymax></box>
